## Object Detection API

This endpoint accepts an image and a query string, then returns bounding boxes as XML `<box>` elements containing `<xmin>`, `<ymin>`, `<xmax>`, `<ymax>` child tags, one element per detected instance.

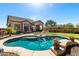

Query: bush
<box><xmin>6</xmin><ymin>27</ymin><xmax>16</xmax><ymax>36</ymax></box>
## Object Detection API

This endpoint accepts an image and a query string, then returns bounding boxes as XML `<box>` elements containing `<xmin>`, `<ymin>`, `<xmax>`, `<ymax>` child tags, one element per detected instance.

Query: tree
<box><xmin>76</xmin><ymin>23</ymin><xmax>79</xmax><ymax>28</ymax></box>
<box><xmin>45</xmin><ymin>20</ymin><xmax>56</xmax><ymax>27</ymax></box>
<box><xmin>6</xmin><ymin>26</ymin><xmax>16</xmax><ymax>36</ymax></box>
<box><xmin>63</xmin><ymin>23</ymin><xmax>74</xmax><ymax>28</ymax></box>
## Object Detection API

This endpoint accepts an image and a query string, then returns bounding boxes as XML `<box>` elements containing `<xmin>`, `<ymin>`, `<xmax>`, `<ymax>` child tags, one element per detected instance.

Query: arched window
<box><xmin>24</xmin><ymin>22</ymin><xmax>30</xmax><ymax>26</ymax></box>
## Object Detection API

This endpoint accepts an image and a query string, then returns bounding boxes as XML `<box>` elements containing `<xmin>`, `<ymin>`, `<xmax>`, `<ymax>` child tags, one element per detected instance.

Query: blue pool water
<box><xmin>3</xmin><ymin>36</ymin><xmax>66</xmax><ymax>51</ymax></box>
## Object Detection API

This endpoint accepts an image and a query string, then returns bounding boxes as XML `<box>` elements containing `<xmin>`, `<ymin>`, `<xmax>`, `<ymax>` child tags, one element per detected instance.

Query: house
<box><xmin>7</xmin><ymin>15</ymin><xmax>44</xmax><ymax>33</ymax></box>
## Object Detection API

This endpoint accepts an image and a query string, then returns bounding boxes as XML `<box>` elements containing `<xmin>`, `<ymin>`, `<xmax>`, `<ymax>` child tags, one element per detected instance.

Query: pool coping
<box><xmin>0</xmin><ymin>34</ymin><xmax>56</xmax><ymax>56</ymax></box>
<box><xmin>0</xmin><ymin>34</ymin><xmax>79</xmax><ymax>56</ymax></box>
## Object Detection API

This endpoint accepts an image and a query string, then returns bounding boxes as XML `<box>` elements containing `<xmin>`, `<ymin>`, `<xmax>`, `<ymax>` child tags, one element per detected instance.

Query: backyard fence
<box><xmin>46</xmin><ymin>27</ymin><xmax>79</xmax><ymax>34</ymax></box>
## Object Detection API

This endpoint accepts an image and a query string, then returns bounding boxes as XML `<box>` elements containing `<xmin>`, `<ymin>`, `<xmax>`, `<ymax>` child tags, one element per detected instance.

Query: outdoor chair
<box><xmin>0</xmin><ymin>48</ymin><xmax>4</xmax><ymax>53</ymax></box>
<box><xmin>61</xmin><ymin>44</ymin><xmax>79</xmax><ymax>56</ymax></box>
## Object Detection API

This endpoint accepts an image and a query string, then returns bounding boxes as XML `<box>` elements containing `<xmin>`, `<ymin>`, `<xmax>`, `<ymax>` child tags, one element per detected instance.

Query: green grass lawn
<box><xmin>48</xmin><ymin>32</ymin><xmax>79</xmax><ymax>39</ymax></box>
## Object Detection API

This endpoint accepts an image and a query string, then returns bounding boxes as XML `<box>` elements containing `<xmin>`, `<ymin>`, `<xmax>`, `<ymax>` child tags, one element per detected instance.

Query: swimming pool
<box><xmin>3</xmin><ymin>36</ymin><xmax>67</xmax><ymax>51</ymax></box>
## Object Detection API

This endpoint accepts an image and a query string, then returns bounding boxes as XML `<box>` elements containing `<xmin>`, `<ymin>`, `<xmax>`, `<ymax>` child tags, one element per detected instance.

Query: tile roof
<box><xmin>7</xmin><ymin>15</ymin><xmax>43</xmax><ymax>24</ymax></box>
<box><xmin>8</xmin><ymin>15</ymin><xmax>34</xmax><ymax>23</ymax></box>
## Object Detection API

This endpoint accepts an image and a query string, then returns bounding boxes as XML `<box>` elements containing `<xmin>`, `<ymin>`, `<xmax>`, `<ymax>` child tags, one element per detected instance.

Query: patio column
<box><xmin>33</xmin><ymin>26</ymin><xmax>36</xmax><ymax>32</ymax></box>
<box><xmin>28</xmin><ymin>25</ymin><xmax>31</xmax><ymax>32</ymax></box>
<box><xmin>42</xmin><ymin>24</ymin><xmax>43</xmax><ymax>30</ymax></box>
<box><xmin>22</xmin><ymin>23</ymin><xmax>24</xmax><ymax>32</ymax></box>
<box><xmin>23</xmin><ymin>22</ymin><xmax>24</xmax><ymax>32</ymax></box>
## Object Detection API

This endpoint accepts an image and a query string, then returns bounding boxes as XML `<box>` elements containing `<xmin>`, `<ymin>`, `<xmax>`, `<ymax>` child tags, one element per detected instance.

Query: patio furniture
<box><xmin>50</xmin><ymin>43</ymin><xmax>79</xmax><ymax>56</ymax></box>
<box><xmin>62</xmin><ymin>44</ymin><xmax>79</xmax><ymax>56</ymax></box>
<box><xmin>0</xmin><ymin>48</ymin><xmax>4</xmax><ymax>53</ymax></box>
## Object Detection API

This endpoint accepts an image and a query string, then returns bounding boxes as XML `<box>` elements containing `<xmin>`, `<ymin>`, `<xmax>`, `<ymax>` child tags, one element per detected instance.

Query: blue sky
<box><xmin>0</xmin><ymin>3</ymin><xmax>79</xmax><ymax>28</ymax></box>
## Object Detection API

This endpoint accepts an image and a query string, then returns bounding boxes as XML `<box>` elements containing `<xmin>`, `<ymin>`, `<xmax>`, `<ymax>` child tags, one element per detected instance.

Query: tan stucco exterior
<box><xmin>7</xmin><ymin>16</ymin><xmax>44</xmax><ymax>33</ymax></box>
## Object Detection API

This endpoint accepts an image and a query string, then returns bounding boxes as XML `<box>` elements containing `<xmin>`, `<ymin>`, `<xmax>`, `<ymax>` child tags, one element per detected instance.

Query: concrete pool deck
<box><xmin>0</xmin><ymin>34</ymin><xmax>79</xmax><ymax>56</ymax></box>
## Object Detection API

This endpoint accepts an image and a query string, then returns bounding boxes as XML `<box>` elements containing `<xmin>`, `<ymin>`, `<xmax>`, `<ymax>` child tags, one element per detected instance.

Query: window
<box><xmin>14</xmin><ymin>24</ymin><xmax>20</xmax><ymax>31</ymax></box>
<box><xmin>24</xmin><ymin>22</ymin><xmax>30</xmax><ymax>26</ymax></box>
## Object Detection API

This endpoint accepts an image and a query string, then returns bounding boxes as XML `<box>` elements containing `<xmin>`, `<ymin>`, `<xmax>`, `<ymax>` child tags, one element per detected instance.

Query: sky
<box><xmin>0</xmin><ymin>3</ymin><xmax>79</xmax><ymax>28</ymax></box>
